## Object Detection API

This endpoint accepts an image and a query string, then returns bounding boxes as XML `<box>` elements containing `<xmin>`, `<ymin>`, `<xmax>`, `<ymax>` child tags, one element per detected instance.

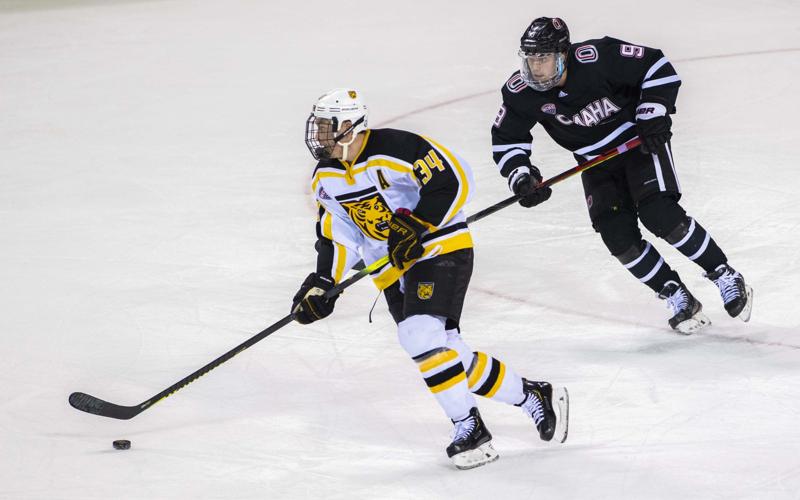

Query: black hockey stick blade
<box><xmin>69</xmin><ymin>313</ymin><xmax>295</xmax><ymax>419</ymax></box>
<box><xmin>69</xmin><ymin>392</ymin><xmax>142</xmax><ymax>420</ymax></box>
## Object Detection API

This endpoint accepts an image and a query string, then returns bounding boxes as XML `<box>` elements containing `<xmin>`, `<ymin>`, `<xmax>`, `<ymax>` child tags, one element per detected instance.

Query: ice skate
<box><xmin>446</xmin><ymin>407</ymin><xmax>498</xmax><ymax>470</ymax></box>
<box><xmin>658</xmin><ymin>280</ymin><xmax>711</xmax><ymax>334</ymax></box>
<box><xmin>705</xmin><ymin>264</ymin><xmax>753</xmax><ymax>322</ymax></box>
<box><xmin>518</xmin><ymin>380</ymin><xmax>569</xmax><ymax>443</ymax></box>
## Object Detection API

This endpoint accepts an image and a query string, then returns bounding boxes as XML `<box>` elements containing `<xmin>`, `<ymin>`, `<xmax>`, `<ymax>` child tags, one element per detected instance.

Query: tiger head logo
<box><xmin>340</xmin><ymin>194</ymin><xmax>392</xmax><ymax>240</ymax></box>
<box><xmin>417</xmin><ymin>282</ymin><xmax>434</xmax><ymax>300</ymax></box>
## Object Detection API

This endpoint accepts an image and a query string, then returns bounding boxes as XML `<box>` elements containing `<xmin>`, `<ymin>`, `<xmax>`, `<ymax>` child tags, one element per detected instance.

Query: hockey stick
<box><xmin>467</xmin><ymin>136</ymin><xmax>642</xmax><ymax>223</ymax></box>
<box><xmin>68</xmin><ymin>136</ymin><xmax>640</xmax><ymax>420</ymax></box>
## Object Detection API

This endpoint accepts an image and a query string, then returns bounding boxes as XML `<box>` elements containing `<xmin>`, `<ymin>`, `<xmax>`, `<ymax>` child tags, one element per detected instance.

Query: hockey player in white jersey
<box><xmin>292</xmin><ymin>88</ymin><xmax>568</xmax><ymax>469</ymax></box>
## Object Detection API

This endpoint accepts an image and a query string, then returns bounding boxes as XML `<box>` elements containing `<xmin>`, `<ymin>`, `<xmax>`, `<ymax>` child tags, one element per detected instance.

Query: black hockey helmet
<box><xmin>518</xmin><ymin>17</ymin><xmax>570</xmax><ymax>91</ymax></box>
<box><xmin>520</xmin><ymin>17</ymin><xmax>570</xmax><ymax>55</ymax></box>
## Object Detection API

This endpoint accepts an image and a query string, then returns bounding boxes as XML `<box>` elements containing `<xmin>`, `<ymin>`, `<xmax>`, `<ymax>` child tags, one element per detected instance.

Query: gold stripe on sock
<box><xmin>467</xmin><ymin>352</ymin><xmax>488</xmax><ymax>389</ymax></box>
<box><xmin>430</xmin><ymin>371</ymin><xmax>467</xmax><ymax>394</ymax></box>
<box><xmin>418</xmin><ymin>349</ymin><xmax>458</xmax><ymax>373</ymax></box>
<box><xmin>484</xmin><ymin>362</ymin><xmax>506</xmax><ymax>398</ymax></box>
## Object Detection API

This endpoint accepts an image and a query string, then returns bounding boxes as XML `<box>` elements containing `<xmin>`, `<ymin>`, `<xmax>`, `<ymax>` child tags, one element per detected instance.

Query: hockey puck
<box><xmin>112</xmin><ymin>440</ymin><xmax>131</xmax><ymax>450</ymax></box>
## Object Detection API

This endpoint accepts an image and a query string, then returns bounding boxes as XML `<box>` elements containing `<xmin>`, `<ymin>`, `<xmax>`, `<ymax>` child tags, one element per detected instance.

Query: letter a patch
<box><xmin>377</xmin><ymin>169</ymin><xmax>390</xmax><ymax>190</ymax></box>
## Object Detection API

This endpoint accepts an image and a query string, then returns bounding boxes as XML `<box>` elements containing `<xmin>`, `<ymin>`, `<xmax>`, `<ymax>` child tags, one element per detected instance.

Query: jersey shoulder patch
<box><xmin>571</xmin><ymin>38</ymin><xmax>611</xmax><ymax>64</ymax></box>
<box><xmin>499</xmin><ymin>71</ymin><xmax>547</xmax><ymax>120</ymax></box>
<box><xmin>504</xmin><ymin>71</ymin><xmax>528</xmax><ymax>94</ymax></box>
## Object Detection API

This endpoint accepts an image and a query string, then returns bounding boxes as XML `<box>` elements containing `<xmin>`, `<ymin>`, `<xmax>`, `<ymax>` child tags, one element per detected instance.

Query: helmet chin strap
<box><xmin>333</xmin><ymin>115</ymin><xmax>365</xmax><ymax>162</ymax></box>
<box><xmin>337</xmin><ymin>133</ymin><xmax>358</xmax><ymax>162</ymax></box>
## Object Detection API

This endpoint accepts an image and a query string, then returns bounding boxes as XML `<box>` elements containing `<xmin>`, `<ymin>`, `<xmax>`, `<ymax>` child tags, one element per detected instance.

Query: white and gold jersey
<box><xmin>311</xmin><ymin>128</ymin><xmax>474</xmax><ymax>290</ymax></box>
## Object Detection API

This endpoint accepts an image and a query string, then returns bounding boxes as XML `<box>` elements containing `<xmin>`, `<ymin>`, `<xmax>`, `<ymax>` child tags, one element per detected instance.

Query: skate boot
<box><xmin>657</xmin><ymin>280</ymin><xmax>711</xmax><ymax>334</ymax></box>
<box><xmin>446</xmin><ymin>407</ymin><xmax>498</xmax><ymax>470</ymax></box>
<box><xmin>517</xmin><ymin>380</ymin><xmax>569</xmax><ymax>443</ymax></box>
<box><xmin>704</xmin><ymin>264</ymin><xmax>753</xmax><ymax>322</ymax></box>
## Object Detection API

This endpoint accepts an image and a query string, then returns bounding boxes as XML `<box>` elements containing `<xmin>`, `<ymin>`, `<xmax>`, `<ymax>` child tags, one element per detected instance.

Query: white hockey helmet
<box><xmin>305</xmin><ymin>88</ymin><xmax>368</xmax><ymax>160</ymax></box>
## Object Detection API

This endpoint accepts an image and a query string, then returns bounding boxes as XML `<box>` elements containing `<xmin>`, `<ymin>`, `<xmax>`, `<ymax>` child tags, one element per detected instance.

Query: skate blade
<box><xmin>451</xmin><ymin>442</ymin><xmax>499</xmax><ymax>470</ymax></box>
<box><xmin>674</xmin><ymin>311</ymin><xmax>711</xmax><ymax>335</ymax></box>
<box><xmin>737</xmin><ymin>286</ymin><xmax>753</xmax><ymax>323</ymax></box>
<box><xmin>554</xmin><ymin>386</ymin><xmax>569</xmax><ymax>444</ymax></box>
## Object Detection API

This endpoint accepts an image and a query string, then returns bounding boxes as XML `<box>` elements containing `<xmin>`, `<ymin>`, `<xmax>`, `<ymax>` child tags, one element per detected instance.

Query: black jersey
<box><xmin>491</xmin><ymin>37</ymin><xmax>681</xmax><ymax>176</ymax></box>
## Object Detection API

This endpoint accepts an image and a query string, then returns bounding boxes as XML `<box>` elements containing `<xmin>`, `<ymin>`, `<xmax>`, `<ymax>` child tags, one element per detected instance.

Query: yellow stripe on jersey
<box><xmin>370</xmin><ymin>263</ymin><xmax>402</xmax><ymax>291</ymax></box>
<box><xmin>352</xmin><ymin>158</ymin><xmax>415</xmax><ymax>178</ymax></box>
<box><xmin>418</xmin><ymin>349</ymin><xmax>458</xmax><ymax>373</ymax></box>
<box><xmin>311</xmin><ymin>170</ymin><xmax>348</xmax><ymax>193</ymax></box>
<box><xmin>370</xmin><ymin>231</ymin><xmax>474</xmax><ymax>290</ymax></box>
<box><xmin>322</xmin><ymin>211</ymin><xmax>333</xmax><ymax>240</ymax></box>
<box><xmin>313</xmin><ymin>158</ymin><xmax>417</xmax><ymax>198</ymax></box>
<box><xmin>467</xmin><ymin>352</ymin><xmax>488</xmax><ymax>389</ymax></box>
<box><xmin>429</xmin><ymin>371</ymin><xmax>467</xmax><ymax>394</ymax></box>
<box><xmin>334</xmin><ymin>242</ymin><xmax>347</xmax><ymax>283</ymax></box>
<box><xmin>422</xmin><ymin>136</ymin><xmax>470</xmax><ymax>226</ymax></box>
<box><xmin>484</xmin><ymin>362</ymin><xmax>506</xmax><ymax>398</ymax></box>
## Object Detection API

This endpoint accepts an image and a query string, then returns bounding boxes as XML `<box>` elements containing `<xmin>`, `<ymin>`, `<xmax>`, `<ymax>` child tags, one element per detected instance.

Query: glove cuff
<box><xmin>302</xmin><ymin>272</ymin><xmax>335</xmax><ymax>291</ymax></box>
<box><xmin>397</xmin><ymin>208</ymin><xmax>430</xmax><ymax>232</ymax></box>
<box><xmin>507</xmin><ymin>166</ymin><xmax>531</xmax><ymax>193</ymax></box>
<box><xmin>636</xmin><ymin>102</ymin><xmax>668</xmax><ymax>120</ymax></box>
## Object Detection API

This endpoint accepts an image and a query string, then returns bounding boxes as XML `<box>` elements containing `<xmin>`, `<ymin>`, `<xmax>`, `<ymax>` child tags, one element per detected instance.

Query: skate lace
<box><xmin>711</xmin><ymin>269</ymin><xmax>741</xmax><ymax>304</ymax></box>
<box><xmin>451</xmin><ymin>416</ymin><xmax>476</xmax><ymax>443</ymax></box>
<box><xmin>664</xmin><ymin>287</ymin><xmax>689</xmax><ymax>315</ymax></box>
<box><xmin>522</xmin><ymin>393</ymin><xmax>545</xmax><ymax>425</ymax></box>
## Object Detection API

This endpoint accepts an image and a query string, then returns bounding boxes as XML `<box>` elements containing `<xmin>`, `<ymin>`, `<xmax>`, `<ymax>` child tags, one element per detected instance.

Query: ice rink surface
<box><xmin>2</xmin><ymin>0</ymin><xmax>799</xmax><ymax>498</ymax></box>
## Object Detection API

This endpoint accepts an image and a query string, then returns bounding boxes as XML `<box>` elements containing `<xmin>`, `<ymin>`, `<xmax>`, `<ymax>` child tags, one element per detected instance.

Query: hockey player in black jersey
<box><xmin>491</xmin><ymin>17</ymin><xmax>753</xmax><ymax>334</ymax></box>
<box><xmin>293</xmin><ymin>88</ymin><xmax>568</xmax><ymax>469</ymax></box>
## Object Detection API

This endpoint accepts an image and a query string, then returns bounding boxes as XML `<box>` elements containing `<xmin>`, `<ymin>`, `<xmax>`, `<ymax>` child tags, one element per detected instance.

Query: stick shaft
<box><xmin>69</xmin><ymin>136</ymin><xmax>640</xmax><ymax>419</ymax></box>
<box><xmin>466</xmin><ymin>137</ymin><xmax>642</xmax><ymax>225</ymax></box>
<box><xmin>332</xmin><ymin>136</ymin><xmax>642</xmax><ymax>294</ymax></box>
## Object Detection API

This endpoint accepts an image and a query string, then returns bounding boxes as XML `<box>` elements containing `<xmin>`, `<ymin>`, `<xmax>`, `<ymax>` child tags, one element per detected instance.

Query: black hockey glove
<box><xmin>387</xmin><ymin>208</ymin><xmax>426</xmax><ymax>271</ymax></box>
<box><xmin>291</xmin><ymin>272</ymin><xmax>339</xmax><ymax>324</ymax></box>
<box><xmin>508</xmin><ymin>166</ymin><xmax>552</xmax><ymax>208</ymax></box>
<box><xmin>635</xmin><ymin>101</ymin><xmax>672</xmax><ymax>154</ymax></box>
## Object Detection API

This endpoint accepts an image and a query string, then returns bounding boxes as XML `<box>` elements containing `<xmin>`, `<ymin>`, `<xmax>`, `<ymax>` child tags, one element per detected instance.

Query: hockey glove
<box><xmin>291</xmin><ymin>272</ymin><xmax>339</xmax><ymax>324</ymax></box>
<box><xmin>387</xmin><ymin>208</ymin><xmax>426</xmax><ymax>271</ymax></box>
<box><xmin>508</xmin><ymin>165</ymin><xmax>552</xmax><ymax>208</ymax></box>
<box><xmin>635</xmin><ymin>101</ymin><xmax>672</xmax><ymax>154</ymax></box>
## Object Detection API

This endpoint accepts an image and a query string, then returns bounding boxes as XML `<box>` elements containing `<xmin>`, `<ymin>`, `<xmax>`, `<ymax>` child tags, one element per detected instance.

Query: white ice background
<box><xmin>2</xmin><ymin>1</ymin><xmax>800</xmax><ymax>498</ymax></box>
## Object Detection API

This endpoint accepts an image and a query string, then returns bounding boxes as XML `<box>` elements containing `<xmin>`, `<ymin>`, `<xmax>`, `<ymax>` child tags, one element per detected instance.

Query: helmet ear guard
<box><xmin>333</xmin><ymin>115</ymin><xmax>366</xmax><ymax>143</ymax></box>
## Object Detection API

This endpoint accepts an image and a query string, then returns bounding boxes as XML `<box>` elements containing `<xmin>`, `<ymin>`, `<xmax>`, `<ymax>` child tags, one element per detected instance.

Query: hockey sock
<box><xmin>398</xmin><ymin>315</ymin><xmax>475</xmax><ymax>421</ymax></box>
<box><xmin>414</xmin><ymin>348</ymin><xmax>475</xmax><ymax>421</ymax></box>
<box><xmin>666</xmin><ymin>218</ymin><xmax>727</xmax><ymax>274</ymax></box>
<box><xmin>444</xmin><ymin>329</ymin><xmax>525</xmax><ymax>406</ymax></box>
<box><xmin>466</xmin><ymin>352</ymin><xmax>525</xmax><ymax>405</ymax></box>
<box><xmin>617</xmin><ymin>240</ymin><xmax>683</xmax><ymax>293</ymax></box>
